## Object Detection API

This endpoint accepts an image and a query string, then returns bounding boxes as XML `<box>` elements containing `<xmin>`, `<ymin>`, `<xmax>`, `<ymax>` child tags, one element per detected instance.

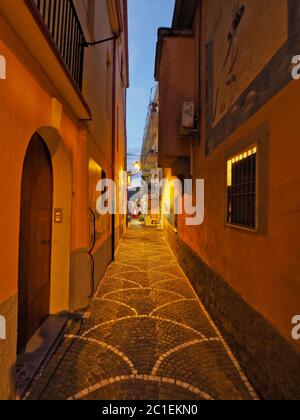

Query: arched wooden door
<box><xmin>18</xmin><ymin>134</ymin><xmax>53</xmax><ymax>353</ymax></box>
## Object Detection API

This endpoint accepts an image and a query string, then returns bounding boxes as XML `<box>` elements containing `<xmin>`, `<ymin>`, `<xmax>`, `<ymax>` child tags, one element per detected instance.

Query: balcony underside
<box><xmin>0</xmin><ymin>0</ymin><xmax>91</xmax><ymax>120</ymax></box>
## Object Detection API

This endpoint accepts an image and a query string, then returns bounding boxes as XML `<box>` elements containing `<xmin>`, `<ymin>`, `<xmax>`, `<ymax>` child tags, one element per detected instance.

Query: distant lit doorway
<box><xmin>18</xmin><ymin>134</ymin><xmax>53</xmax><ymax>353</ymax></box>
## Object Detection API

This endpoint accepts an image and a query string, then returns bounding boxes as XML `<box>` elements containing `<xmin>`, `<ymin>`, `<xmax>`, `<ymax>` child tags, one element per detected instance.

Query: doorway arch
<box><xmin>18</xmin><ymin>133</ymin><xmax>53</xmax><ymax>352</ymax></box>
<box><xmin>37</xmin><ymin>127</ymin><xmax>72</xmax><ymax>316</ymax></box>
<box><xmin>17</xmin><ymin>127</ymin><xmax>72</xmax><ymax>353</ymax></box>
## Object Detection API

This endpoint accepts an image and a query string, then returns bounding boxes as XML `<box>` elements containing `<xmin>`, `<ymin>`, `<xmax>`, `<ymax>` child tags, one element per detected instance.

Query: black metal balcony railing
<box><xmin>32</xmin><ymin>0</ymin><xmax>85</xmax><ymax>91</ymax></box>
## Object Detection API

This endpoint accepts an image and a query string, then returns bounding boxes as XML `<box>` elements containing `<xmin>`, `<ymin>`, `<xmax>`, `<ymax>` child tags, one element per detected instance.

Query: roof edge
<box><xmin>172</xmin><ymin>0</ymin><xmax>198</xmax><ymax>30</ymax></box>
<box><xmin>154</xmin><ymin>28</ymin><xmax>194</xmax><ymax>81</ymax></box>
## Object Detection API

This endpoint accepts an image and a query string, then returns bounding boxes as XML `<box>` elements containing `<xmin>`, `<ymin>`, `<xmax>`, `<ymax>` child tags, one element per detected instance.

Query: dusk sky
<box><xmin>127</xmin><ymin>0</ymin><xmax>174</xmax><ymax>182</ymax></box>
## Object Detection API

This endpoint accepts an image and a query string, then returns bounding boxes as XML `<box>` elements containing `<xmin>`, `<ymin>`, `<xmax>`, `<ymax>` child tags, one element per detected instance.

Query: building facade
<box><xmin>155</xmin><ymin>0</ymin><xmax>300</xmax><ymax>399</ymax></box>
<box><xmin>0</xmin><ymin>0</ymin><xmax>128</xmax><ymax>399</ymax></box>
<box><xmin>140</xmin><ymin>86</ymin><xmax>161</xmax><ymax>226</ymax></box>
<box><xmin>140</xmin><ymin>86</ymin><xmax>159</xmax><ymax>184</ymax></box>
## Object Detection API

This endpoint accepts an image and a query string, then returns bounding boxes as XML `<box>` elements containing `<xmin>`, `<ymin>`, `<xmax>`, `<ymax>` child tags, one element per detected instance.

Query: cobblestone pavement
<box><xmin>25</xmin><ymin>226</ymin><xmax>258</xmax><ymax>400</ymax></box>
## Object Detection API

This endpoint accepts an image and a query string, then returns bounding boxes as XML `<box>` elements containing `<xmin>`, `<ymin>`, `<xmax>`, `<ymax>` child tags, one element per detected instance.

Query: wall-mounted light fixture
<box><xmin>127</xmin><ymin>172</ymin><xmax>132</xmax><ymax>187</ymax></box>
<box><xmin>0</xmin><ymin>55</ymin><xmax>6</xmax><ymax>80</ymax></box>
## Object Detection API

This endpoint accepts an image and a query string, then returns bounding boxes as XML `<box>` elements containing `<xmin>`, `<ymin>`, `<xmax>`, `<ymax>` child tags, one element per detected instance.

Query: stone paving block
<box><xmin>25</xmin><ymin>226</ymin><xmax>258</xmax><ymax>401</ymax></box>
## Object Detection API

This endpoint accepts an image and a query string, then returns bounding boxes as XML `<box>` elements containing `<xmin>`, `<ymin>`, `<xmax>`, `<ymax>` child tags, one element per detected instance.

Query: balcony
<box><xmin>30</xmin><ymin>0</ymin><xmax>85</xmax><ymax>91</ymax></box>
<box><xmin>0</xmin><ymin>0</ymin><xmax>91</xmax><ymax>119</ymax></box>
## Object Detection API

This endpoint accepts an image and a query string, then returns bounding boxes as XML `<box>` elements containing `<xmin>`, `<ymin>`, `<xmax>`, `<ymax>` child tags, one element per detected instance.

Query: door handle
<box><xmin>41</xmin><ymin>240</ymin><xmax>51</xmax><ymax>245</ymax></box>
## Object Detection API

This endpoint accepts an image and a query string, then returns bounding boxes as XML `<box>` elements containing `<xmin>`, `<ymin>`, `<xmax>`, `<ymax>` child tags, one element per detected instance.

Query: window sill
<box><xmin>226</xmin><ymin>223</ymin><xmax>259</xmax><ymax>235</ymax></box>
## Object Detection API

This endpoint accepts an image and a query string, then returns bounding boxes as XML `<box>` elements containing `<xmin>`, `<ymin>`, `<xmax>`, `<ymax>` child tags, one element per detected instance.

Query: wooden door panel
<box><xmin>18</xmin><ymin>134</ymin><xmax>53</xmax><ymax>352</ymax></box>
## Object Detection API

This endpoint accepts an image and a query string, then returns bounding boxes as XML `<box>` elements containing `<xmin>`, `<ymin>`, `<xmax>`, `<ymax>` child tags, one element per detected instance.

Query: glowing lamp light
<box><xmin>227</xmin><ymin>146</ymin><xmax>257</xmax><ymax>187</ymax></box>
<box><xmin>132</xmin><ymin>161</ymin><xmax>141</xmax><ymax>174</ymax></box>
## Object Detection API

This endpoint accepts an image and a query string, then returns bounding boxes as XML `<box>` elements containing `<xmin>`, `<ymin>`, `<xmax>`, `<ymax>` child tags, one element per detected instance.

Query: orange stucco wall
<box><xmin>181</xmin><ymin>78</ymin><xmax>300</xmax><ymax>347</ymax></box>
<box><xmin>0</xmin><ymin>23</ymin><xmax>83</xmax><ymax>304</ymax></box>
<box><xmin>157</xmin><ymin>1</ymin><xmax>300</xmax><ymax>349</ymax></box>
<box><xmin>172</xmin><ymin>2</ymin><xmax>300</xmax><ymax>348</ymax></box>
<box><xmin>0</xmin><ymin>0</ymin><xmax>128</xmax><ymax>400</ymax></box>
<box><xmin>0</xmin><ymin>0</ymin><xmax>128</xmax><ymax>306</ymax></box>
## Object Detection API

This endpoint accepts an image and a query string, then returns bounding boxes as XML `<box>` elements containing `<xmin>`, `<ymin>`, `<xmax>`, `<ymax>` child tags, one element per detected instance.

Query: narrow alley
<box><xmin>25</xmin><ymin>226</ymin><xmax>257</xmax><ymax>401</ymax></box>
<box><xmin>1</xmin><ymin>0</ymin><xmax>300</xmax><ymax>403</ymax></box>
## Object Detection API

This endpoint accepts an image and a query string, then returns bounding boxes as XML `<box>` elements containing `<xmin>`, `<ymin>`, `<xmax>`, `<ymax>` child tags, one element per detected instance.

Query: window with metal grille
<box><xmin>227</xmin><ymin>146</ymin><xmax>257</xmax><ymax>229</ymax></box>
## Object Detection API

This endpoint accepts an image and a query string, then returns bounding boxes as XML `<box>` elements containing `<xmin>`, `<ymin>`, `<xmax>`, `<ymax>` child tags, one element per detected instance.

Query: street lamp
<box><xmin>132</xmin><ymin>161</ymin><xmax>141</xmax><ymax>174</ymax></box>
<box><xmin>127</xmin><ymin>172</ymin><xmax>132</xmax><ymax>187</ymax></box>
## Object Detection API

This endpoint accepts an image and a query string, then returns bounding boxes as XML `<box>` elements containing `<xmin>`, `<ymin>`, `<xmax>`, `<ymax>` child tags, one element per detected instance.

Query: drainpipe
<box><xmin>199</xmin><ymin>1</ymin><xmax>203</xmax><ymax>146</ymax></box>
<box><xmin>198</xmin><ymin>2</ymin><xmax>201</xmax><ymax>106</ymax></box>
<box><xmin>111</xmin><ymin>34</ymin><xmax>117</xmax><ymax>261</ymax></box>
<box><xmin>192</xmin><ymin>0</ymin><xmax>203</xmax><ymax>177</ymax></box>
<box><xmin>111</xmin><ymin>0</ymin><xmax>125</xmax><ymax>259</ymax></box>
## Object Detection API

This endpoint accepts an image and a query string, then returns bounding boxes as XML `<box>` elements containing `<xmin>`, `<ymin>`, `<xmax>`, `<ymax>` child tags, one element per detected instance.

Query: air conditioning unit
<box><xmin>181</xmin><ymin>102</ymin><xmax>195</xmax><ymax>129</ymax></box>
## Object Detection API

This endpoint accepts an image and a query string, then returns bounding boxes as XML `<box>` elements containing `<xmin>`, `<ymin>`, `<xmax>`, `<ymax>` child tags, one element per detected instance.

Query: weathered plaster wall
<box><xmin>181</xmin><ymin>0</ymin><xmax>300</xmax><ymax>348</ymax></box>
<box><xmin>206</xmin><ymin>0</ymin><xmax>288</xmax><ymax>126</ymax></box>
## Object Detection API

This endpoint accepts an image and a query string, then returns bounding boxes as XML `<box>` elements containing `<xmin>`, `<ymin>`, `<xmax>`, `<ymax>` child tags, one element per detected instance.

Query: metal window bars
<box><xmin>227</xmin><ymin>152</ymin><xmax>257</xmax><ymax>229</ymax></box>
<box><xmin>32</xmin><ymin>0</ymin><xmax>85</xmax><ymax>90</ymax></box>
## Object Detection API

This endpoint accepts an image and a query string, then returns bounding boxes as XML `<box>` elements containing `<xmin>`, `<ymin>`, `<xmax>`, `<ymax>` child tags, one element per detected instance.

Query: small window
<box><xmin>227</xmin><ymin>146</ymin><xmax>257</xmax><ymax>229</ymax></box>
